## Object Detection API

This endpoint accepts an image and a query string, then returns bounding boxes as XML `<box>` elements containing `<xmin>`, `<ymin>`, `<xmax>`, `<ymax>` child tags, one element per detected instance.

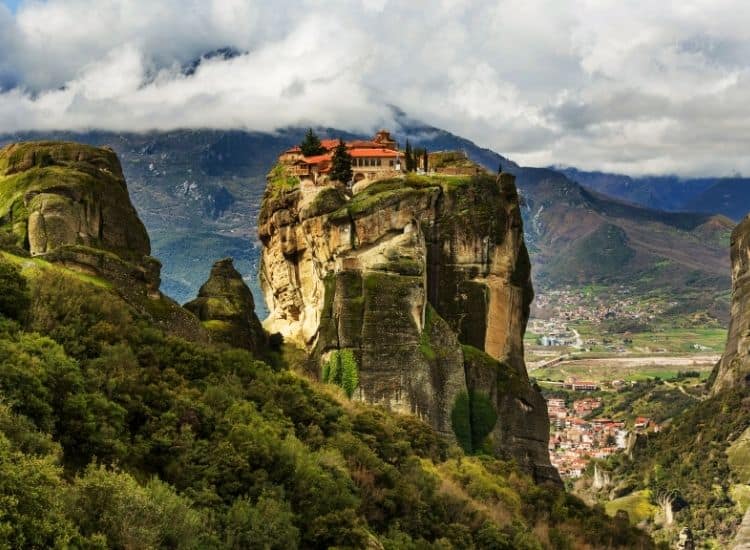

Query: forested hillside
<box><xmin>0</xmin><ymin>250</ymin><xmax>655</xmax><ymax>549</ymax></box>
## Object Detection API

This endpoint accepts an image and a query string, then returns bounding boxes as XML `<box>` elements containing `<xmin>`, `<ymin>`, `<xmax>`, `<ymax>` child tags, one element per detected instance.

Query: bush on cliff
<box><xmin>322</xmin><ymin>348</ymin><xmax>359</xmax><ymax>398</ymax></box>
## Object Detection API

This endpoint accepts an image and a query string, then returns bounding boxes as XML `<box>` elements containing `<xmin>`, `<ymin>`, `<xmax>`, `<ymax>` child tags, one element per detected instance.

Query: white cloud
<box><xmin>1</xmin><ymin>0</ymin><xmax>750</xmax><ymax>176</ymax></box>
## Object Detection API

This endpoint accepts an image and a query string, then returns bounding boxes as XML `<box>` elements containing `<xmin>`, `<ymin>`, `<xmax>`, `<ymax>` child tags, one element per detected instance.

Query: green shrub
<box><xmin>322</xmin><ymin>349</ymin><xmax>359</xmax><ymax>398</ymax></box>
<box><xmin>225</xmin><ymin>490</ymin><xmax>299</xmax><ymax>550</ymax></box>
<box><xmin>0</xmin><ymin>260</ymin><xmax>29</xmax><ymax>321</ymax></box>
<box><xmin>450</xmin><ymin>390</ymin><xmax>497</xmax><ymax>454</ymax></box>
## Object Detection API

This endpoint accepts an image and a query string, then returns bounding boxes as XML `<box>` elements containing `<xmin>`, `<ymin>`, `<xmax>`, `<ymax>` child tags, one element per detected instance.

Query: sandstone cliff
<box><xmin>0</xmin><ymin>141</ymin><xmax>203</xmax><ymax>339</ymax></box>
<box><xmin>259</xmin><ymin>171</ymin><xmax>559</xmax><ymax>483</ymax></box>
<box><xmin>185</xmin><ymin>258</ymin><xmax>267</xmax><ymax>353</ymax></box>
<box><xmin>712</xmin><ymin>215</ymin><xmax>750</xmax><ymax>394</ymax></box>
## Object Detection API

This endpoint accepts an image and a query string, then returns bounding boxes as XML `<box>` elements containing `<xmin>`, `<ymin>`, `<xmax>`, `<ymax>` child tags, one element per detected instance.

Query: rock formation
<box><xmin>712</xmin><ymin>214</ymin><xmax>750</xmax><ymax>394</ymax></box>
<box><xmin>185</xmin><ymin>258</ymin><xmax>267</xmax><ymax>353</ymax></box>
<box><xmin>0</xmin><ymin>141</ymin><xmax>203</xmax><ymax>338</ymax></box>
<box><xmin>259</xmin><ymin>170</ymin><xmax>560</xmax><ymax>483</ymax></box>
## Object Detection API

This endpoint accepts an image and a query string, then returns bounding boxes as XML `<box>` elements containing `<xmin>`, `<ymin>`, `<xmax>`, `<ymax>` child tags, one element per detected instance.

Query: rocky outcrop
<box><xmin>259</xmin><ymin>172</ymin><xmax>560</xmax><ymax>483</ymax></box>
<box><xmin>0</xmin><ymin>142</ymin><xmax>150</xmax><ymax>260</ymax></box>
<box><xmin>712</xmin><ymin>215</ymin><xmax>750</xmax><ymax>394</ymax></box>
<box><xmin>185</xmin><ymin>258</ymin><xmax>267</xmax><ymax>353</ymax></box>
<box><xmin>0</xmin><ymin>141</ymin><xmax>204</xmax><ymax>340</ymax></box>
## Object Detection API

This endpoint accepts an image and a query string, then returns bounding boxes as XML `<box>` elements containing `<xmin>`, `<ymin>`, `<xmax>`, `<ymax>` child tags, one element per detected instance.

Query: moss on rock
<box><xmin>0</xmin><ymin>142</ymin><xmax>150</xmax><ymax>263</ymax></box>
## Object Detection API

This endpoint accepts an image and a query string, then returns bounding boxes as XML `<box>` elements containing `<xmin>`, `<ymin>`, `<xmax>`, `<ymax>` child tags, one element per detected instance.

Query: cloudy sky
<box><xmin>1</xmin><ymin>0</ymin><xmax>749</xmax><ymax>176</ymax></box>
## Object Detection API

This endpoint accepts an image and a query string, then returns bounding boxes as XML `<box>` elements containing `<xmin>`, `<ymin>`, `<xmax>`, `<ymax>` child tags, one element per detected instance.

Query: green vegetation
<box><xmin>727</xmin><ymin>427</ymin><xmax>750</xmax><ymax>483</ymax></box>
<box><xmin>303</xmin><ymin>186</ymin><xmax>347</xmax><ymax>218</ymax></box>
<box><xmin>321</xmin><ymin>348</ymin><xmax>359</xmax><ymax>398</ymax></box>
<box><xmin>332</xmin><ymin>178</ymin><xmax>425</xmax><ymax>219</ymax></box>
<box><xmin>730</xmin><ymin>485</ymin><xmax>750</xmax><ymax>514</ymax></box>
<box><xmin>598</xmin><ymin>386</ymin><xmax>750</xmax><ymax>544</ymax></box>
<box><xmin>267</xmin><ymin>163</ymin><xmax>300</xmax><ymax>196</ymax></box>
<box><xmin>605</xmin><ymin>490</ymin><xmax>659</xmax><ymax>525</ymax></box>
<box><xmin>544</xmin><ymin>224</ymin><xmax>635</xmax><ymax>285</ymax></box>
<box><xmin>0</xmin><ymin>251</ymin><xmax>655</xmax><ymax>549</ymax></box>
<box><xmin>451</xmin><ymin>392</ymin><xmax>473</xmax><ymax>453</ymax></box>
<box><xmin>329</xmin><ymin>139</ymin><xmax>353</xmax><ymax>184</ymax></box>
<box><xmin>450</xmin><ymin>390</ymin><xmax>498</xmax><ymax>455</ymax></box>
<box><xmin>299</xmin><ymin>128</ymin><xmax>326</xmax><ymax>156</ymax></box>
<box><xmin>0</xmin><ymin>259</ymin><xmax>30</xmax><ymax>321</ymax></box>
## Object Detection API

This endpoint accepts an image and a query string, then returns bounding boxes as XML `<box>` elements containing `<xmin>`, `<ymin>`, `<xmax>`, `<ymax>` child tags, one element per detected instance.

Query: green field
<box><xmin>626</xmin><ymin>327</ymin><xmax>727</xmax><ymax>353</ymax></box>
<box><xmin>534</xmin><ymin>358</ymin><xmax>714</xmax><ymax>383</ymax></box>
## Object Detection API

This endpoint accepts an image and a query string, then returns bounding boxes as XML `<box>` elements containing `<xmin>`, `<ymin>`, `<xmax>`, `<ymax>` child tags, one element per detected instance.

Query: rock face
<box><xmin>0</xmin><ymin>142</ymin><xmax>150</xmax><ymax>259</ymax></box>
<box><xmin>259</xmin><ymin>172</ymin><xmax>560</xmax><ymax>483</ymax></box>
<box><xmin>185</xmin><ymin>258</ymin><xmax>267</xmax><ymax>353</ymax></box>
<box><xmin>712</xmin><ymin>215</ymin><xmax>750</xmax><ymax>394</ymax></box>
<box><xmin>0</xmin><ymin>141</ymin><xmax>203</xmax><ymax>339</ymax></box>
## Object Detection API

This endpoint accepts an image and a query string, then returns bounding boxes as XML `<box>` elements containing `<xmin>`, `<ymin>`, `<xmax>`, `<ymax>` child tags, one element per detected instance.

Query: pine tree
<box><xmin>405</xmin><ymin>140</ymin><xmax>413</xmax><ymax>172</ymax></box>
<box><xmin>300</xmin><ymin>128</ymin><xmax>325</xmax><ymax>156</ymax></box>
<box><xmin>330</xmin><ymin>139</ymin><xmax>353</xmax><ymax>184</ymax></box>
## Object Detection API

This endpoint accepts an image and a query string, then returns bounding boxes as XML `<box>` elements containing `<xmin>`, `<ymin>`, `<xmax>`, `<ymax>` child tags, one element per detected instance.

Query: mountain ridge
<box><xmin>0</xmin><ymin>122</ymin><xmax>733</xmax><ymax>320</ymax></box>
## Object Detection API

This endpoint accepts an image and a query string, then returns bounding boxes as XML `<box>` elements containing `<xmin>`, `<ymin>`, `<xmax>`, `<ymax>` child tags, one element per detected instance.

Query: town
<box><xmin>529</xmin><ymin>285</ymin><xmax>668</xmax><ymax>352</ymax></box>
<box><xmin>546</xmin><ymin>395</ymin><xmax>659</xmax><ymax>478</ymax></box>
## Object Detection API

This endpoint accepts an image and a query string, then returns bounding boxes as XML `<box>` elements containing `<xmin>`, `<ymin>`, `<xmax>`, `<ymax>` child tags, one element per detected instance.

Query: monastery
<box><xmin>279</xmin><ymin>130</ymin><xmax>402</xmax><ymax>185</ymax></box>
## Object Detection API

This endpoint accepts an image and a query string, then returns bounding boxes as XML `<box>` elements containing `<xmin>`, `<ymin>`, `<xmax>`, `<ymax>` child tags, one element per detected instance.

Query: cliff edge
<box><xmin>712</xmin><ymin>215</ymin><xmax>750</xmax><ymax>394</ymax></box>
<box><xmin>259</xmin><ymin>169</ymin><xmax>559</xmax><ymax>483</ymax></box>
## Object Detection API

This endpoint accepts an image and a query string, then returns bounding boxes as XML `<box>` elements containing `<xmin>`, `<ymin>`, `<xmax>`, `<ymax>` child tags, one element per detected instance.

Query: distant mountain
<box><xmin>558</xmin><ymin>166</ymin><xmax>750</xmax><ymax>221</ymax></box>
<box><xmin>681</xmin><ymin>179</ymin><xmax>750</xmax><ymax>221</ymax></box>
<box><xmin>516</xmin><ymin>167</ymin><xmax>732</xmax><ymax>319</ymax></box>
<box><xmin>0</xmin><ymin>120</ymin><xmax>732</xmax><ymax>319</ymax></box>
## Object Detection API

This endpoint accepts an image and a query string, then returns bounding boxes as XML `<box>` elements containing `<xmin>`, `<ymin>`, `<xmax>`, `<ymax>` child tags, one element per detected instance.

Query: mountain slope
<box><xmin>558</xmin><ymin>166</ymin><xmax>750</xmax><ymax>222</ymax></box>
<box><xmin>513</xmin><ymin>168</ymin><xmax>733</xmax><ymax>318</ymax></box>
<box><xmin>682</xmin><ymin>179</ymin><xmax>750</xmax><ymax>222</ymax></box>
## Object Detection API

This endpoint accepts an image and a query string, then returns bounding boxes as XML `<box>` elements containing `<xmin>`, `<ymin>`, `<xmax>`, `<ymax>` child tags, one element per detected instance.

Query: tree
<box><xmin>300</xmin><ymin>128</ymin><xmax>326</xmax><ymax>156</ymax></box>
<box><xmin>321</xmin><ymin>349</ymin><xmax>359</xmax><ymax>398</ymax></box>
<box><xmin>404</xmin><ymin>140</ymin><xmax>413</xmax><ymax>172</ymax></box>
<box><xmin>329</xmin><ymin>139</ymin><xmax>353</xmax><ymax>184</ymax></box>
<box><xmin>649</xmin><ymin>468</ymin><xmax>683</xmax><ymax>526</ymax></box>
<box><xmin>423</xmin><ymin>149</ymin><xmax>428</xmax><ymax>172</ymax></box>
<box><xmin>0</xmin><ymin>260</ymin><xmax>29</xmax><ymax>322</ymax></box>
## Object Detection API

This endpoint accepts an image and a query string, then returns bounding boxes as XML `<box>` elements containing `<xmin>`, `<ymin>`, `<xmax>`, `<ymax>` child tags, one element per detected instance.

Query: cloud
<box><xmin>1</xmin><ymin>0</ymin><xmax>750</xmax><ymax>176</ymax></box>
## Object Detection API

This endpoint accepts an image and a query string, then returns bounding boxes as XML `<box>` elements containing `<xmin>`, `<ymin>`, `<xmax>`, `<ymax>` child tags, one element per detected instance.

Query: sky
<box><xmin>1</xmin><ymin>0</ymin><xmax>749</xmax><ymax>177</ymax></box>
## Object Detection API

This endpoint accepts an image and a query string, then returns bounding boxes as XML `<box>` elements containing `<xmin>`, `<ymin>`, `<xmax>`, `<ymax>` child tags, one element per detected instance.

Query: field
<box><xmin>531</xmin><ymin>353</ymin><xmax>719</xmax><ymax>383</ymax></box>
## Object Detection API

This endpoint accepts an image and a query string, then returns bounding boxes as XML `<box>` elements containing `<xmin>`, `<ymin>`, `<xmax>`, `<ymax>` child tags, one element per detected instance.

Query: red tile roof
<box><xmin>284</xmin><ymin>136</ymin><xmax>399</xmax><ymax>156</ymax></box>
<box><xmin>301</xmin><ymin>154</ymin><xmax>332</xmax><ymax>164</ymax></box>
<box><xmin>348</xmin><ymin>148</ymin><xmax>400</xmax><ymax>158</ymax></box>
